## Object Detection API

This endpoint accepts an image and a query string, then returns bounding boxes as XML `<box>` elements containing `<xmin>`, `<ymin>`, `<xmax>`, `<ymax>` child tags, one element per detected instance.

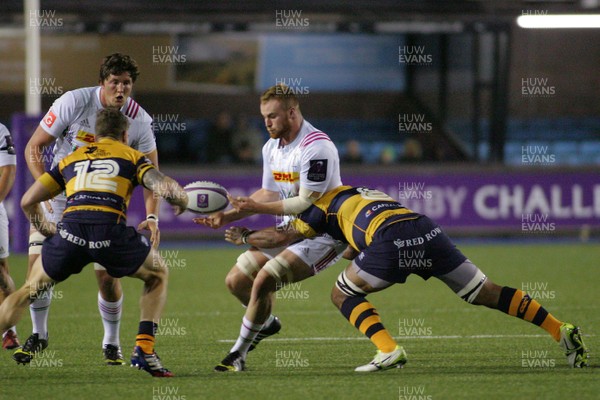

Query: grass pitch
<box><xmin>1</xmin><ymin>243</ymin><xmax>598</xmax><ymax>399</ymax></box>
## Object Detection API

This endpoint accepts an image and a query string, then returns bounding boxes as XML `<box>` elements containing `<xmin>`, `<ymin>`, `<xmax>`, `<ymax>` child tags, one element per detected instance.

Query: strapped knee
<box><xmin>28</xmin><ymin>231</ymin><xmax>46</xmax><ymax>255</ymax></box>
<box><xmin>457</xmin><ymin>269</ymin><xmax>487</xmax><ymax>304</ymax></box>
<box><xmin>336</xmin><ymin>270</ymin><xmax>367</xmax><ymax>297</ymax></box>
<box><xmin>235</xmin><ymin>251</ymin><xmax>261</xmax><ymax>281</ymax></box>
<box><xmin>263</xmin><ymin>256</ymin><xmax>293</xmax><ymax>285</ymax></box>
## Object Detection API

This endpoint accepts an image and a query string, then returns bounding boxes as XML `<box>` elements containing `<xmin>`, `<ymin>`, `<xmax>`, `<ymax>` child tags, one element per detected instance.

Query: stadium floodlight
<box><xmin>517</xmin><ymin>14</ymin><xmax>600</xmax><ymax>28</ymax></box>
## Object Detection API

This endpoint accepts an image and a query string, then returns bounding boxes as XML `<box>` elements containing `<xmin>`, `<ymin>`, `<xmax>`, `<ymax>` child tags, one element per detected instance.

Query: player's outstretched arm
<box><xmin>224</xmin><ymin>226</ymin><xmax>303</xmax><ymax>248</ymax></box>
<box><xmin>141</xmin><ymin>168</ymin><xmax>188</xmax><ymax>215</ymax></box>
<box><xmin>229</xmin><ymin>187</ymin><xmax>321</xmax><ymax>216</ymax></box>
<box><xmin>193</xmin><ymin>188</ymin><xmax>280</xmax><ymax>229</ymax></box>
<box><xmin>21</xmin><ymin>180</ymin><xmax>56</xmax><ymax>237</ymax></box>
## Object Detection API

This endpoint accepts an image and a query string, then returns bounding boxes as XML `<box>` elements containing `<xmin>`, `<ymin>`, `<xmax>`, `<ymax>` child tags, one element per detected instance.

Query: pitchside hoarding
<box><xmin>6</xmin><ymin>168</ymin><xmax>599</xmax><ymax>253</ymax></box>
<box><xmin>129</xmin><ymin>169</ymin><xmax>600</xmax><ymax>236</ymax></box>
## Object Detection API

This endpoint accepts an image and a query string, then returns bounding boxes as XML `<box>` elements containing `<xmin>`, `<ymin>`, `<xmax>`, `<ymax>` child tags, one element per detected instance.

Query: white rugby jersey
<box><xmin>39</xmin><ymin>86</ymin><xmax>155</xmax><ymax>168</ymax></box>
<box><xmin>262</xmin><ymin>119</ymin><xmax>342</xmax><ymax>201</ymax></box>
<box><xmin>0</xmin><ymin>123</ymin><xmax>16</xmax><ymax>169</ymax></box>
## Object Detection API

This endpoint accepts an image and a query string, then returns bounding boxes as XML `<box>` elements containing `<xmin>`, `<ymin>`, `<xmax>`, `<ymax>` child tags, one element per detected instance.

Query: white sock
<box><xmin>98</xmin><ymin>292</ymin><xmax>122</xmax><ymax>347</ymax></box>
<box><xmin>231</xmin><ymin>316</ymin><xmax>264</xmax><ymax>357</ymax></box>
<box><xmin>29</xmin><ymin>289</ymin><xmax>51</xmax><ymax>340</ymax></box>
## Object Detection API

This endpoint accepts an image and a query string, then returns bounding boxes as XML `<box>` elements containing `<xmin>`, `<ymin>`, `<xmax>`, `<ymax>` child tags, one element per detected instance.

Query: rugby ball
<box><xmin>184</xmin><ymin>181</ymin><xmax>229</xmax><ymax>214</ymax></box>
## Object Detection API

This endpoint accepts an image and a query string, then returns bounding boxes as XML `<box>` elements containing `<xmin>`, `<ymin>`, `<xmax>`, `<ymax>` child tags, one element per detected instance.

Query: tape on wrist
<box><xmin>146</xmin><ymin>214</ymin><xmax>159</xmax><ymax>223</ymax></box>
<box><xmin>241</xmin><ymin>229</ymin><xmax>255</xmax><ymax>244</ymax></box>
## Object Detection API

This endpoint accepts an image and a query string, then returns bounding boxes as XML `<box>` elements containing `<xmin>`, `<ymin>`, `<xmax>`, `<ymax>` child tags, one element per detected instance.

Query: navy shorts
<box><xmin>354</xmin><ymin>216</ymin><xmax>467</xmax><ymax>284</ymax></box>
<box><xmin>41</xmin><ymin>222</ymin><xmax>151</xmax><ymax>282</ymax></box>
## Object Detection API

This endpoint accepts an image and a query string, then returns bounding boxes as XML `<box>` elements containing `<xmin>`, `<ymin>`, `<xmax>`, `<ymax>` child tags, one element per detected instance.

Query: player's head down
<box><xmin>95</xmin><ymin>108</ymin><xmax>129</xmax><ymax>142</ymax></box>
<box><xmin>260</xmin><ymin>84</ymin><xmax>302</xmax><ymax>140</ymax></box>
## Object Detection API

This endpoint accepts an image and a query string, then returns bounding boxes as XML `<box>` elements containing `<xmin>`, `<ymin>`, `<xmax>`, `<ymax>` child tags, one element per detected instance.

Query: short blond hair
<box><xmin>95</xmin><ymin>108</ymin><xmax>129</xmax><ymax>140</ymax></box>
<box><xmin>260</xmin><ymin>84</ymin><xmax>300</xmax><ymax>111</ymax></box>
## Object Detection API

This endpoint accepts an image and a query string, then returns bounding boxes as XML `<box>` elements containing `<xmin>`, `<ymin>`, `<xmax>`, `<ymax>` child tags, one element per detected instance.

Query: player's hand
<box><xmin>138</xmin><ymin>219</ymin><xmax>160</xmax><ymax>248</ymax></box>
<box><xmin>224</xmin><ymin>226</ymin><xmax>250</xmax><ymax>245</ymax></box>
<box><xmin>42</xmin><ymin>200</ymin><xmax>54</xmax><ymax>214</ymax></box>
<box><xmin>193</xmin><ymin>211</ymin><xmax>226</xmax><ymax>229</ymax></box>
<box><xmin>228</xmin><ymin>195</ymin><xmax>260</xmax><ymax>213</ymax></box>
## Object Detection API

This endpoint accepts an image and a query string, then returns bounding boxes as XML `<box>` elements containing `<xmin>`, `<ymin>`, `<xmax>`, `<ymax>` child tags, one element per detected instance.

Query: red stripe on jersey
<box><xmin>131</xmin><ymin>102</ymin><xmax>140</xmax><ymax>119</ymax></box>
<box><xmin>301</xmin><ymin>131</ymin><xmax>331</xmax><ymax>148</ymax></box>
<box><xmin>125</xmin><ymin>100</ymin><xmax>134</xmax><ymax>116</ymax></box>
<box><xmin>303</xmin><ymin>135</ymin><xmax>331</xmax><ymax>148</ymax></box>
<box><xmin>300</xmin><ymin>131</ymin><xmax>325</xmax><ymax>146</ymax></box>
<box><xmin>125</xmin><ymin>100</ymin><xmax>140</xmax><ymax>119</ymax></box>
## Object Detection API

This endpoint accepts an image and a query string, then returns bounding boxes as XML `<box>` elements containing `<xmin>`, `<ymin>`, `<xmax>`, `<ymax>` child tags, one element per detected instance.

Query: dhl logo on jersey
<box><xmin>75</xmin><ymin>130</ymin><xmax>95</xmax><ymax>144</ymax></box>
<box><xmin>272</xmin><ymin>171</ymin><xmax>300</xmax><ymax>183</ymax></box>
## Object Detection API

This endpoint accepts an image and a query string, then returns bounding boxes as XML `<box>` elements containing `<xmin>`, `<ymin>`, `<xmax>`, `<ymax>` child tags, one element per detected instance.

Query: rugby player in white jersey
<box><xmin>15</xmin><ymin>53</ymin><xmax>159</xmax><ymax>366</ymax></box>
<box><xmin>0</xmin><ymin>123</ymin><xmax>19</xmax><ymax>350</ymax></box>
<box><xmin>195</xmin><ymin>84</ymin><xmax>347</xmax><ymax>371</ymax></box>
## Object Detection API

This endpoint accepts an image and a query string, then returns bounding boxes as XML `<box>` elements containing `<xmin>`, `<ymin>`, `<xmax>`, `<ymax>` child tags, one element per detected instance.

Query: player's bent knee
<box><xmin>263</xmin><ymin>256</ymin><xmax>293</xmax><ymax>285</ymax></box>
<box><xmin>138</xmin><ymin>250</ymin><xmax>169</xmax><ymax>282</ymax></box>
<box><xmin>456</xmin><ymin>267</ymin><xmax>487</xmax><ymax>304</ymax></box>
<box><xmin>234</xmin><ymin>251</ymin><xmax>261</xmax><ymax>281</ymax></box>
<box><xmin>334</xmin><ymin>270</ymin><xmax>367</xmax><ymax>298</ymax></box>
<box><xmin>28</xmin><ymin>231</ymin><xmax>45</xmax><ymax>256</ymax></box>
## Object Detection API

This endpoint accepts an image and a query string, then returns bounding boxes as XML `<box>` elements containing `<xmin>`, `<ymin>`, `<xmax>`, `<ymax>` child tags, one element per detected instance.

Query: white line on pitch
<box><xmin>217</xmin><ymin>333</ymin><xmax>592</xmax><ymax>343</ymax></box>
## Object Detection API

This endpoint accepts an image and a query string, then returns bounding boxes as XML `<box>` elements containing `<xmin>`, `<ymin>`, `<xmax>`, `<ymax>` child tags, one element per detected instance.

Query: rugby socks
<box><xmin>136</xmin><ymin>321</ymin><xmax>157</xmax><ymax>354</ymax></box>
<box><xmin>29</xmin><ymin>291</ymin><xmax>51</xmax><ymax>340</ymax></box>
<box><xmin>231</xmin><ymin>317</ymin><xmax>264</xmax><ymax>356</ymax></box>
<box><xmin>98</xmin><ymin>292</ymin><xmax>122</xmax><ymax>347</ymax></box>
<box><xmin>341</xmin><ymin>297</ymin><xmax>397</xmax><ymax>353</ymax></box>
<box><xmin>497</xmin><ymin>287</ymin><xmax>563</xmax><ymax>341</ymax></box>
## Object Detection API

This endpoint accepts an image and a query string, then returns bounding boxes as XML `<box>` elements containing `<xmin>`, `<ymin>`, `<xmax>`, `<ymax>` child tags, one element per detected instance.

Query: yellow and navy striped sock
<box><xmin>497</xmin><ymin>287</ymin><xmax>563</xmax><ymax>341</ymax></box>
<box><xmin>340</xmin><ymin>297</ymin><xmax>397</xmax><ymax>353</ymax></box>
<box><xmin>136</xmin><ymin>320</ymin><xmax>156</xmax><ymax>354</ymax></box>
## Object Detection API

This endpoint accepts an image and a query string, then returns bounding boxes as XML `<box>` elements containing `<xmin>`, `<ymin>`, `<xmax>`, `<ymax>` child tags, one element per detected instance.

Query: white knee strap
<box><xmin>28</xmin><ymin>231</ymin><xmax>46</xmax><ymax>255</ymax></box>
<box><xmin>235</xmin><ymin>251</ymin><xmax>261</xmax><ymax>281</ymax></box>
<box><xmin>336</xmin><ymin>270</ymin><xmax>367</xmax><ymax>297</ymax></box>
<box><xmin>457</xmin><ymin>269</ymin><xmax>487</xmax><ymax>304</ymax></box>
<box><xmin>263</xmin><ymin>256</ymin><xmax>293</xmax><ymax>284</ymax></box>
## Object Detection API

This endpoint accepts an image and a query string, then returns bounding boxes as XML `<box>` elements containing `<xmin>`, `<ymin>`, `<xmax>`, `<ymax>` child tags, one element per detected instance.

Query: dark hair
<box><xmin>95</xmin><ymin>108</ymin><xmax>129</xmax><ymax>140</ymax></box>
<box><xmin>99</xmin><ymin>53</ymin><xmax>140</xmax><ymax>83</ymax></box>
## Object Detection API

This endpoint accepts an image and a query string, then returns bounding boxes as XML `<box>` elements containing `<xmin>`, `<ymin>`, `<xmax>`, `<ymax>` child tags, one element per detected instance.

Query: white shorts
<box><xmin>0</xmin><ymin>203</ymin><xmax>9</xmax><ymax>259</ymax></box>
<box><xmin>260</xmin><ymin>233</ymin><xmax>347</xmax><ymax>275</ymax></box>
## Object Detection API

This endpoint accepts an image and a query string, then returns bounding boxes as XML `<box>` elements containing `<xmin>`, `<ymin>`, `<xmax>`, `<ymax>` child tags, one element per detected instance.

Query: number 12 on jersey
<box><xmin>72</xmin><ymin>160</ymin><xmax>120</xmax><ymax>192</ymax></box>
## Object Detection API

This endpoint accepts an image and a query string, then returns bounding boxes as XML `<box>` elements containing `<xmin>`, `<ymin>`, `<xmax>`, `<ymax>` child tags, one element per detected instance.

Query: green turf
<box><xmin>1</xmin><ymin>243</ymin><xmax>598</xmax><ymax>399</ymax></box>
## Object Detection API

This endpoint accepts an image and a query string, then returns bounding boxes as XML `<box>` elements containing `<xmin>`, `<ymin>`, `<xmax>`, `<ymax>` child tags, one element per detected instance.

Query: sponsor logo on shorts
<box><xmin>393</xmin><ymin>226</ymin><xmax>442</xmax><ymax>249</ymax></box>
<box><xmin>58</xmin><ymin>227</ymin><xmax>111</xmax><ymax>248</ymax></box>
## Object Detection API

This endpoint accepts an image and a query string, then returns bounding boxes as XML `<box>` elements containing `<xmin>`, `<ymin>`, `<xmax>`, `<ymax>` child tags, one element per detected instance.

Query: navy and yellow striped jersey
<box><xmin>292</xmin><ymin>186</ymin><xmax>421</xmax><ymax>251</ymax></box>
<box><xmin>38</xmin><ymin>137</ymin><xmax>155</xmax><ymax>224</ymax></box>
